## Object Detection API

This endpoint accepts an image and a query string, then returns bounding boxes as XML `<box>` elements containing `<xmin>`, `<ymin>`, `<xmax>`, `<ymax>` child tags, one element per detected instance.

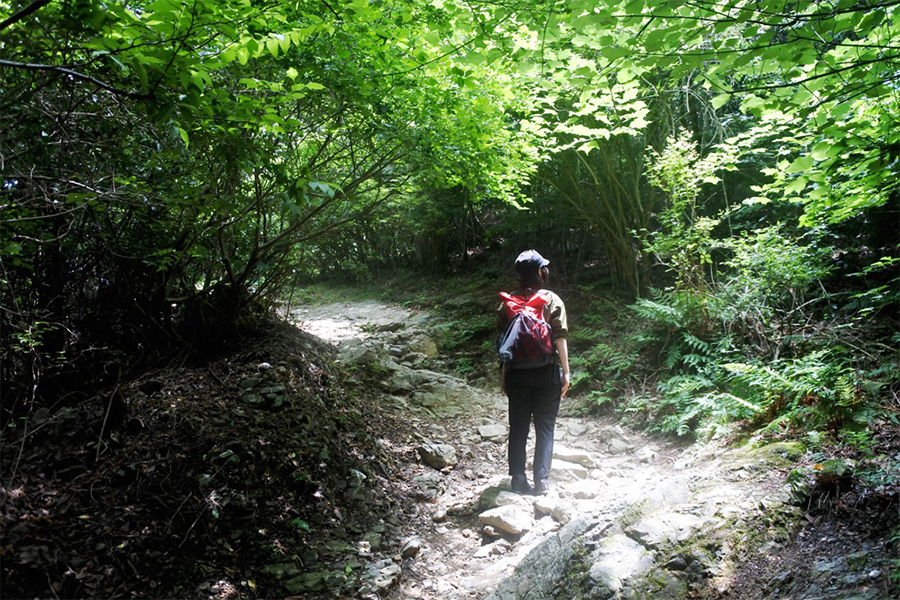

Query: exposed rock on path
<box><xmin>290</xmin><ymin>301</ymin><xmax>896</xmax><ymax>600</ymax></box>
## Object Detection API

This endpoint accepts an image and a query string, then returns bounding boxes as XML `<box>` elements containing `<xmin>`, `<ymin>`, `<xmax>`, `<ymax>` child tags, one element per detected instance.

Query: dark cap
<box><xmin>514</xmin><ymin>249</ymin><xmax>550</xmax><ymax>277</ymax></box>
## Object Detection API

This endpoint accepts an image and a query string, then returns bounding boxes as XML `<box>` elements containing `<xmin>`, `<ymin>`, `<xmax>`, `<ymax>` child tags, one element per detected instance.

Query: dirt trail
<box><xmin>289</xmin><ymin>300</ymin><xmax>894</xmax><ymax>600</ymax></box>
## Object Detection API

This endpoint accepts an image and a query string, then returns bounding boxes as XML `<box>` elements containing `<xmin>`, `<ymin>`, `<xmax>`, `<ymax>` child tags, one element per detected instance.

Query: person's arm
<box><xmin>555</xmin><ymin>337</ymin><xmax>570</xmax><ymax>398</ymax></box>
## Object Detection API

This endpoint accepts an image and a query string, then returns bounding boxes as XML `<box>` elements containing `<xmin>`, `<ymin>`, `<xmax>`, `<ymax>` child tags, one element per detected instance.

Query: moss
<box><xmin>747</xmin><ymin>441</ymin><xmax>807</xmax><ymax>464</ymax></box>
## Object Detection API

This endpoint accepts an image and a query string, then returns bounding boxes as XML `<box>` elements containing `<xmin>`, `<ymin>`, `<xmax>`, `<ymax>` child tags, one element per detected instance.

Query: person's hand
<box><xmin>560</xmin><ymin>371</ymin><xmax>570</xmax><ymax>398</ymax></box>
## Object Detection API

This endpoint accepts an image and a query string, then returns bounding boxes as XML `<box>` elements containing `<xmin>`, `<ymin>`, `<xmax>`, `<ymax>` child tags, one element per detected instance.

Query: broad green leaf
<box><xmin>786</xmin><ymin>155</ymin><xmax>815</xmax><ymax>174</ymax></box>
<box><xmin>266</xmin><ymin>37</ymin><xmax>279</xmax><ymax>58</ymax></box>
<box><xmin>785</xmin><ymin>176</ymin><xmax>808</xmax><ymax>195</ymax></box>
<box><xmin>811</xmin><ymin>141</ymin><xmax>842</xmax><ymax>161</ymax></box>
<box><xmin>710</xmin><ymin>94</ymin><xmax>729</xmax><ymax>110</ymax></box>
<box><xmin>177</xmin><ymin>127</ymin><xmax>189</xmax><ymax>149</ymax></box>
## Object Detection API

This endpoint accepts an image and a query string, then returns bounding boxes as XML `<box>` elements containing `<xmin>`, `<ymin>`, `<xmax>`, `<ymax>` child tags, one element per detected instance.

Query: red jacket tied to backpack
<box><xmin>498</xmin><ymin>291</ymin><xmax>553</xmax><ymax>367</ymax></box>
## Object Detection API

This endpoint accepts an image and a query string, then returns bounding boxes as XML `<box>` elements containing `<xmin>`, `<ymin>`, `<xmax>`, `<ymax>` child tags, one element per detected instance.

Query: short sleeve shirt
<box><xmin>497</xmin><ymin>289</ymin><xmax>568</xmax><ymax>339</ymax></box>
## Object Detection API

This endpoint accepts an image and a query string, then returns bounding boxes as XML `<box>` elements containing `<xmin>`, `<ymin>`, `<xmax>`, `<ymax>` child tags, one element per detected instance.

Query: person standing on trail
<box><xmin>498</xmin><ymin>249</ymin><xmax>570</xmax><ymax>496</ymax></box>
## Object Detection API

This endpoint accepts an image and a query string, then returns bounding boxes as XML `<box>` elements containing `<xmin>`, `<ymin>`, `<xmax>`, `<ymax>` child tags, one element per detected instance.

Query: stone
<box><xmin>607</xmin><ymin>436</ymin><xmax>635</xmax><ymax>455</ymax></box>
<box><xmin>401</xmin><ymin>352</ymin><xmax>427</xmax><ymax>367</ymax></box>
<box><xmin>628</xmin><ymin>512</ymin><xmax>706</xmax><ymax>549</ymax></box>
<box><xmin>550</xmin><ymin>458</ymin><xmax>590</xmax><ymax>480</ymax></box>
<box><xmin>553</xmin><ymin>444</ymin><xmax>597</xmax><ymax>468</ymax></box>
<box><xmin>478</xmin><ymin>505</ymin><xmax>533</xmax><ymax>535</ymax></box>
<box><xmin>493</xmin><ymin>491</ymin><xmax>524</xmax><ymax>508</ymax></box>
<box><xmin>417</xmin><ymin>443</ymin><xmax>458</xmax><ymax>469</ymax></box>
<box><xmin>478</xmin><ymin>423</ymin><xmax>507</xmax><ymax>443</ymax></box>
<box><xmin>413</xmin><ymin>472</ymin><xmax>444</xmax><ymax>501</ymax></box>
<box><xmin>483</xmin><ymin>525</ymin><xmax>501</xmax><ymax>539</ymax></box>
<box><xmin>636</xmin><ymin>445</ymin><xmax>658</xmax><ymax>462</ymax></box>
<box><xmin>432</xmin><ymin>509</ymin><xmax>448</xmax><ymax>522</ymax></box>
<box><xmin>588</xmin><ymin>534</ymin><xmax>656</xmax><ymax>595</ymax></box>
<box><xmin>367</xmin><ymin>559</ymin><xmax>402</xmax><ymax>595</ymax></box>
<box><xmin>401</xmin><ymin>538</ymin><xmax>422</xmax><ymax>559</ymax></box>
<box><xmin>566</xmin><ymin>422</ymin><xmax>589</xmax><ymax>437</ymax></box>
<box><xmin>474</xmin><ymin>539</ymin><xmax>512</xmax><ymax>558</ymax></box>
<box><xmin>551</xmin><ymin>504</ymin><xmax>575</xmax><ymax>526</ymax></box>
<box><xmin>533</xmin><ymin>497</ymin><xmax>555</xmax><ymax>516</ymax></box>
<box><xmin>263</xmin><ymin>562</ymin><xmax>301</xmax><ymax>579</ymax></box>
<box><xmin>409</xmin><ymin>335</ymin><xmax>439</xmax><ymax>358</ymax></box>
<box><xmin>337</xmin><ymin>341</ymin><xmax>379</xmax><ymax>366</ymax></box>
<box><xmin>569</xmin><ymin>480</ymin><xmax>602</xmax><ymax>499</ymax></box>
<box><xmin>483</xmin><ymin>516</ymin><xmax>599</xmax><ymax>600</ymax></box>
<box><xmin>363</xmin><ymin>531</ymin><xmax>383</xmax><ymax>551</ymax></box>
<box><xmin>479</xmin><ymin>486</ymin><xmax>505</xmax><ymax>510</ymax></box>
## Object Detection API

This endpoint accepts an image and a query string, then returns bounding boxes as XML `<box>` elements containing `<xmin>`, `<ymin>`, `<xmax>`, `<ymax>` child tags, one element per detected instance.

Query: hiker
<box><xmin>498</xmin><ymin>249</ymin><xmax>570</xmax><ymax>495</ymax></box>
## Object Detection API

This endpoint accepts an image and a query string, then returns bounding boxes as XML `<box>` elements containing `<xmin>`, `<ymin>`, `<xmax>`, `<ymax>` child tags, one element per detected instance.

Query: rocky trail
<box><xmin>288</xmin><ymin>300</ymin><xmax>897</xmax><ymax>600</ymax></box>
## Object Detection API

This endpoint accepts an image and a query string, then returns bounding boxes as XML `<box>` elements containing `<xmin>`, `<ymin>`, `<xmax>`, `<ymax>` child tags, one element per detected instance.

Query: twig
<box><xmin>165</xmin><ymin>492</ymin><xmax>194</xmax><ymax>535</ymax></box>
<box><xmin>178</xmin><ymin>503</ymin><xmax>207</xmax><ymax>548</ymax></box>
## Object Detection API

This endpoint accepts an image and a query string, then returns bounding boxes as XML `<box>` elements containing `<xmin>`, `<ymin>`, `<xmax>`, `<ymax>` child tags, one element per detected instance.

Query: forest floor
<box><xmin>2</xmin><ymin>295</ymin><xmax>897</xmax><ymax>599</ymax></box>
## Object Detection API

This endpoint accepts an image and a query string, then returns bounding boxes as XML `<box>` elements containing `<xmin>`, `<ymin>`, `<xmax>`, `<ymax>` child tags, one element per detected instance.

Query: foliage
<box><xmin>716</xmin><ymin>226</ymin><xmax>834</xmax><ymax>356</ymax></box>
<box><xmin>567</xmin><ymin>297</ymin><xmax>643</xmax><ymax>412</ymax></box>
<box><xmin>721</xmin><ymin>349</ymin><xmax>874</xmax><ymax>432</ymax></box>
<box><xmin>535</xmin><ymin>138</ymin><xmax>651</xmax><ymax>295</ymax></box>
<box><xmin>625</xmin><ymin>288</ymin><xmax>730</xmax><ymax>434</ymax></box>
<box><xmin>0</xmin><ymin>0</ymin><xmax>539</xmax><ymax>416</ymax></box>
<box><xmin>643</xmin><ymin>129</ymin><xmax>737</xmax><ymax>291</ymax></box>
<box><xmin>475</xmin><ymin>0</ymin><xmax>900</xmax><ymax>228</ymax></box>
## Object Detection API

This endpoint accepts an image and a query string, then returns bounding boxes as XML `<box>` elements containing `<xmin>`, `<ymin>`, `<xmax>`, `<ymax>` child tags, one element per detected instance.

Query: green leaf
<box><xmin>601</xmin><ymin>47</ymin><xmax>630</xmax><ymax>60</ymax></box>
<box><xmin>786</xmin><ymin>155</ymin><xmax>814</xmax><ymax>174</ymax></box>
<box><xmin>811</xmin><ymin>141</ymin><xmax>842</xmax><ymax>161</ymax></box>
<box><xmin>237</xmin><ymin>47</ymin><xmax>250</xmax><ymax>65</ymax></box>
<box><xmin>785</xmin><ymin>176</ymin><xmax>808</xmax><ymax>195</ymax></box>
<box><xmin>710</xmin><ymin>94</ymin><xmax>729</xmax><ymax>110</ymax></box>
<box><xmin>266</xmin><ymin>37</ymin><xmax>279</xmax><ymax>58</ymax></box>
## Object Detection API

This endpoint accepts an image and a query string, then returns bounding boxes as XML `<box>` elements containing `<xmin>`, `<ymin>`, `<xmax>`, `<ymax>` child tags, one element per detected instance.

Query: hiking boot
<box><xmin>510</xmin><ymin>474</ymin><xmax>533</xmax><ymax>495</ymax></box>
<box><xmin>533</xmin><ymin>478</ymin><xmax>550</xmax><ymax>496</ymax></box>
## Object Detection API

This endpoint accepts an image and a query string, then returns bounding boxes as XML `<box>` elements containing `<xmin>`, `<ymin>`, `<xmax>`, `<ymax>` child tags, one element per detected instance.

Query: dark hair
<box><xmin>520</xmin><ymin>266</ymin><xmax>547</xmax><ymax>290</ymax></box>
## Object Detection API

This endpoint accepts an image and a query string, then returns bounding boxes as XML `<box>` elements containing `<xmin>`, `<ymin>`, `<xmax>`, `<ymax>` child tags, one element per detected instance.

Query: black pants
<box><xmin>504</xmin><ymin>363</ymin><xmax>561</xmax><ymax>481</ymax></box>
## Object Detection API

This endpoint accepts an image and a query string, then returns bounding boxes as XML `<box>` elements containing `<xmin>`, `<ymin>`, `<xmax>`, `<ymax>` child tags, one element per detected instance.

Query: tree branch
<box><xmin>0</xmin><ymin>59</ymin><xmax>151</xmax><ymax>99</ymax></box>
<box><xmin>0</xmin><ymin>0</ymin><xmax>52</xmax><ymax>32</ymax></box>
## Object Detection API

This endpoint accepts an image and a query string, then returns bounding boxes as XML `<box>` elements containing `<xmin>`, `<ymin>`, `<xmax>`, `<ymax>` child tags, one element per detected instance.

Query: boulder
<box><xmin>588</xmin><ymin>534</ymin><xmax>656</xmax><ymax>595</ymax></box>
<box><xmin>479</xmin><ymin>505</ymin><xmax>533</xmax><ymax>535</ymax></box>
<box><xmin>417</xmin><ymin>443</ymin><xmax>458</xmax><ymax>469</ymax></box>
<box><xmin>483</xmin><ymin>516</ymin><xmax>600</xmax><ymax>600</ymax></box>
<box><xmin>627</xmin><ymin>512</ymin><xmax>706</xmax><ymax>549</ymax></box>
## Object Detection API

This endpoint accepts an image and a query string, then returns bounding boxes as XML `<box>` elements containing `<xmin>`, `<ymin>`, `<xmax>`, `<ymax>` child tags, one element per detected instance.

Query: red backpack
<box><xmin>497</xmin><ymin>291</ymin><xmax>553</xmax><ymax>367</ymax></box>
